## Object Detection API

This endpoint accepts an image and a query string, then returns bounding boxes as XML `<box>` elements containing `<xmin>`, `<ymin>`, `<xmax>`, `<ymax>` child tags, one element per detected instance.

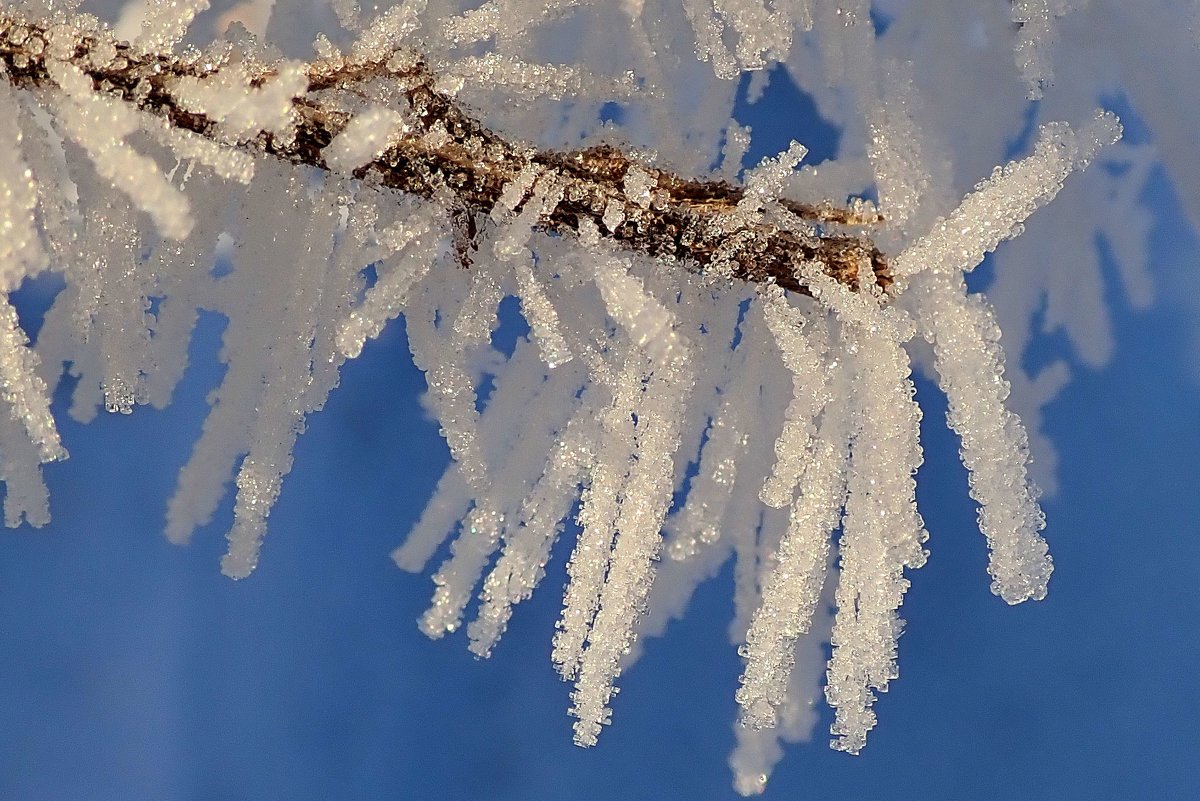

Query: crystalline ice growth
<box><xmin>468</xmin><ymin>399</ymin><xmax>597</xmax><ymax>656</ymax></box>
<box><xmin>892</xmin><ymin>111</ymin><xmax>1122</xmax><ymax>280</ymax></box>
<box><xmin>420</xmin><ymin>344</ymin><xmax>586</xmax><ymax>641</ymax></box>
<box><xmin>45</xmin><ymin>58</ymin><xmax>192</xmax><ymax>240</ymax></box>
<box><xmin>552</xmin><ymin>353</ymin><xmax>642</xmax><ymax>681</ymax></box>
<box><xmin>445</xmin><ymin>54</ymin><xmax>637</xmax><ymax>103</ymax></box>
<box><xmin>680</xmin><ymin>0</ymin><xmax>803</xmax><ymax>78</ymax></box>
<box><xmin>738</xmin><ymin>141</ymin><xmax>808</xmax><ymax>218</ymax></box>
<box><xmin>443</xmin><ymin>0</ymin><xmax>587</xmax><ymax>45</ymax></box>
<box><xmin>737</xmin><ymin>353</ymin><xmax>850</xmax><ymax>731</ymax></box>
<box><xmin>349</xmin><ymin>0</ymin><xmax>426</xmax><ymax>62</ymax></box>
<box><xmin>403</xmin><ymin>269</ymin><xmax>497</xmax><ymax>494</ymax></box>
<box><xmin>825</xmin><ymin>324</ymin><xmax>926</xmax><ymax>755</ymax></box>
<box><xmin>169</xmin><ymin>57</ymin><xmax>308</xmax><ymax>145</ymax></box>
<box><xmin>563</xmin><ymin>257</ymin><xmax>695</xmax><ymax>746</ymax></box>
<box><xmin>1011</xmin><ymin>0</ymin><xmax>1089</xmax><ymax>98</ymax></box>
<box><xmin>323</xmin><ymin>105</ymin><xmax>411</xmax><ymax>174</ymax></box>
<box><xmin>165</xmin><ymin>164</ymin><xmax>323</xmax><ymax>557</ymax></box>
<box><xmin>757</xmin><ymin>285</ymin><xmax>830</xmax><ymax>509</ymax></box>
<box><xmin>492</xmin><ymin>175</ymin><xmax>573</xmax><ymax>368</ymax></box>
<box><xmin>0</xmin><ymin>401</ymin><xmax>51</xmax><ymax>528</ymax></box>
<box><xmin>915</xmin><ymin>272</ymin><xmax>1051</xmax><ymax>603</ymax></box>
<box><xmin>0</xmin><ymin>83</ymin><xmax>65</xmax><ymax>464</ymax></box>
<box><xmin>221</xmin><ymin>178</ymin><xmax>344</xmax><ymax>579</ymax></box>
<box><xmin>335</xmin><ymin>200</ymin><xmax>446</xmax><ymax>360</ymax></box>
<box><xmin>134</xmin><ymin>0</ymin><xmax>209</xmax><ymax>54</ymax></box>
<box><xmin>0</xmin><ymin>82</ymin><xmax>44</xmax><ymax>290</ymax></box>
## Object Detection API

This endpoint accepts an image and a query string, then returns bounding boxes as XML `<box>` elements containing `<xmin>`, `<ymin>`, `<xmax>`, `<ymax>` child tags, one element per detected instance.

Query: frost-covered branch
<box><xmin>0</xmin><ymin>0</ymin><xmax>1143</xmax><ymax>795</ymax></box>
<box><xmin>0</xmin><ymin>9</ymin><xmax>890</xmax><ymax>296</ymax></box>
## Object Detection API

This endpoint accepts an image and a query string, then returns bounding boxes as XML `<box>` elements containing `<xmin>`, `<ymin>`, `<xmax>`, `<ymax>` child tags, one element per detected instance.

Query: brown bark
<box><xmin>0</xmin><ymin>10</ymin><xmax>892</xmax><ymax>295</ymax></box>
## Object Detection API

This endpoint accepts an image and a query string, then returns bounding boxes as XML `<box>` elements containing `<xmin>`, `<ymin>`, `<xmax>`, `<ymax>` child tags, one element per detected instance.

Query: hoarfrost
<box><xmin>0</xmin><ymin>0</ymin><xmax>1173</xmax><ymax>795</ymax></box>
<box><xmin>892</xmin><ymin>111</ymin><xmax>1122</xmax><ymax>280</ymax></box>
<box><xmin>323</xmin><ymin>105</ymin><xmax>410</xmax><ymax>174</ymax></box>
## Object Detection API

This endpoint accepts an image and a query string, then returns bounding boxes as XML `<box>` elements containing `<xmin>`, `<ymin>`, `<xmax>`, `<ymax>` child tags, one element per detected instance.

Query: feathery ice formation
<box><xmin>0</xmin><ymin>0</ymin><xmax>1123</xmax><ymax>793</ymax></box>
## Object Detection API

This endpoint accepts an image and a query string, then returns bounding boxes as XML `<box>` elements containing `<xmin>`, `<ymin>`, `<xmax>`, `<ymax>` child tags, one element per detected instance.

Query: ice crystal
<box><xmin>0</xmin><ymin>0</ymin><xmax>1178</xmax><ymax>794</ymax></box>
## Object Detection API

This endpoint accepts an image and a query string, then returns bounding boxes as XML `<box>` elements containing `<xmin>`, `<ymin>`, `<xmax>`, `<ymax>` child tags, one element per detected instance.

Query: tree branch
<box><xmin>0</xmin><ymin>10</ymin><xmax>892</xmax><ymax>295</ymax></box>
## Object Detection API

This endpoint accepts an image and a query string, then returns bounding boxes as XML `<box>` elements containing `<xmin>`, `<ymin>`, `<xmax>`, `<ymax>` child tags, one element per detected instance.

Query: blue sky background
<box><xmin>0</xmin><ymin>51</ymin><xmax>1197</xmax><ymax>801</ymax></box>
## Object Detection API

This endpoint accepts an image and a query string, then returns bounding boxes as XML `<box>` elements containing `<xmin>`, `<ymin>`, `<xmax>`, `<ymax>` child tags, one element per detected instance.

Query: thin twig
<box><xmin>0</xmin><ymin>10</ymin><xmax>892</xmax><ymax>294</ymax></box>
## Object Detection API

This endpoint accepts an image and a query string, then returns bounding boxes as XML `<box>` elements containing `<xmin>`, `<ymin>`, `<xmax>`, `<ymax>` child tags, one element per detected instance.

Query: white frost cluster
<box><xmin>1</xmin><ymin>0</ymin><xmax>1175</xmax><ymax>794</ymax></box>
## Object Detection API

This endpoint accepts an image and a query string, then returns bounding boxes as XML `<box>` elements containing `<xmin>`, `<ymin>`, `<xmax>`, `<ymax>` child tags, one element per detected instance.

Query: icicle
<box><xmin>53</xmin><ymin>184</ymin><xmax>157</xmax><ymax>417</ymax></box>
<box><xmin>512</xmin><ymin>259</ymin><xmax>573</xmax><ymax>368</ymax></box>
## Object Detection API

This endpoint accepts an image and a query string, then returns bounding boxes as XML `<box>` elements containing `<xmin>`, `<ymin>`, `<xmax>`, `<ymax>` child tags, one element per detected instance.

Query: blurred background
<box><xmin>0</xmin><ymin>1</ymin><xmax>1198</xmax><ymax>799</ymax></box>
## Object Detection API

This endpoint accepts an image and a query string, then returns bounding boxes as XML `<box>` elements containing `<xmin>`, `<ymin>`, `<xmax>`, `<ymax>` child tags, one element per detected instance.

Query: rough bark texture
<box><xmin>0</xmin><ymin>10</ymin><xmax>893</xmax><ymax>295</ymax></box>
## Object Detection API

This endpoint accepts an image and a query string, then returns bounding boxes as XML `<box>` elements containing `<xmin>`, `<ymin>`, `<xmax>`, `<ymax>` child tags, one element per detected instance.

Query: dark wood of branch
<box><xmin>0</xmin><ymin>11</ymin><xmax>892</xmax><ymax>295</ymax></box>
